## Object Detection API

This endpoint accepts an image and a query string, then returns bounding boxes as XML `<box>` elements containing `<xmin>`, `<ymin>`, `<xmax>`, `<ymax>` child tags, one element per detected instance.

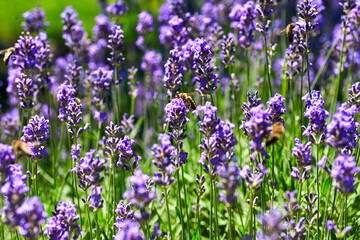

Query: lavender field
<box><xmin>1</xmin><ymin>0</ymin><xmax>360</xmax><ymax>239</ymax></box>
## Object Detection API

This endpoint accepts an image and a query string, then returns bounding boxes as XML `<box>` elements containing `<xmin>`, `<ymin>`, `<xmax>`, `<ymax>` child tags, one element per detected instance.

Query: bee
<box><xmin>266</xmin><ymin>122</ymin><xmax>285</xmax><ymax>146</ymax></box>
<box><xmin>175</xmin><ymin>92</ymin><xmax>197</xmax><ymax>111</ymax></box>
<box><xmin>11</xmin><ymin>140</ymin><xmax>34</xmax><ymax>157</ymax></box>
<box><xmin>277</xmin><ymin>23</ymin><xmax>296</xmax><ymax>43</ymax></box>
<box><xmin>0</xmin><ymin>47</ymin><xmax>15</xmax><ymax>65</ymax></box>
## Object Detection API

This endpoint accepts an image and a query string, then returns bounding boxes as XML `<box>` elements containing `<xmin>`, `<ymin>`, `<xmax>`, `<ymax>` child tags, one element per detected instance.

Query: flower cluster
<box><xmin>191</xmin><ymin>38</ymin><xmax>219</xmax><ymax>96</ymax></box>
<box><xmin>21</xmin><ymin>115</ymin><xmax>51</xmax><ymax>160</ymax></box>
<box><xmin>117</xmin><ymin>135</ymin><xmax>141</xmax><ymax>173</ymax></box>
<box><xmin>229</xmin><ymin>1</ymin><xmax>256</xmax><ymax>49</ymax></box>
<box><xmin>0</xmin><ymin>143</ymin><xmax>16</xmax><ymax>177</ymax></box>
<box><xmin>107</xmin><ymin>25</ymin><xmax>125</xmax><ymax>66</ymax></box>
<box><xmin>330</xmin><ymin>154</ymin><xmax>359</xmax><ymax>195</ymax></box>
<box><xmin>66</xmin><ymin>98</ymin><xmax>90</xmax><ymax>138</ymax></box>
<box><xmin>292</xmin><ymin>138</ymin><xmax>312</xmax><ymax>168</ymax></box>
<box><xmin>105</xmin><ymin>121</ymin><xmax>120</xmax><ymax>158</ymax></box>
<box><xmin>266</xmin><ymin>93</ymin><xmax>286</xmax><ymax>124</ymax></box>
<box><xmin>57</xmin><ymin>83</ymin><xmax>76</xmax><ymax>121</ymax></box>
<box><xmin>255</xmin><ymin>0</ymin><xmax>275</xmax><ymax>34</ymax></box>
<box><xmin>163</xmin><ymin>48</ymin><xmax>184</xmax><ymax>96</ymax></box>
<box><xmin>348</xmin><ymin>81</ymin><xmax>360</xmax><ymax>106</ymax></box>
<box><xmin>44</xmin><ymin>200</ymin><xmax>82</xmax><ymax>239</ymax></box>
<box><xmin>165</xmin><ymin>98</ymin><xmax>189</xmax><ymax>142</ymax></box>
<box><xmin>89</xmin><ymin>186</ymin><xmax>104</xmax><ymax>211</ymax></box>
<box><xmin>257</xmin><ymin>209</ymin><xmax>288</xmax><ymax>240</ymax></box>
<box><xmin>21</xmin><ymin>5</ymin><xmax>49</xmax><ymax>34</ymax></box>
<box><xmin>74</xmin><ymin>149</ymin><xmax>105</xmax><ymax>191</ymax></box>
<box><xmin>113</xmin><ymin>219</ymin><xmax>145</xmax><ymax>240</ymax></box>
<box><xmin>106</xmin><ymin>0</ymin><xmax>128</xmax><ymax>18</ymax></box>
<box><xmin>325</xmin><ymin>103</ymin><xmax>359</xmax><ymax>154</ymax></box>
<box><xmin>302</xmin><ymin>91</ymin><xmax>329</xmax><ymax>143</ymax></box>
<box><xmin>120</xmin><ymin>113</ymin><xmax>134</xmax><ymax>135</ymax></box>
<box><xmin>61</xmin><ymin>6</ymin><xmax>88</xmax><ymax>50</ymax></box>
<box><xmin>216</xmin><ymin>163</ymin><xmax>241</xmax><ymax>207</ymax></box>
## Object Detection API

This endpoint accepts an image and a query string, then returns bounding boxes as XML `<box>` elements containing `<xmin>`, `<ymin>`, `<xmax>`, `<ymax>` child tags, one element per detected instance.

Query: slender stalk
<box><xmin>108</xmin><ymin>162</ymin><xmax>113</xmax><ymax>235</ymax></box>
<box><xmin>130</xmin><ymin>94</ymin><xmax>135</xmax><ymax>116</ymax></box>
<box><xmin>176</xmin><ymin>170</ymin><xmax>185</xmax><ymax>240</ymax></box>
<box><xmin>228</xmin><ymin>207</ymin><xmax>233</xmax><ymax>240</ymax></box>
<box><xmin>271</xmin><ymin>145</ymin><xmax>275</xmax><ymax>208</ymax></box>
<box><xmin>85</xmin><ymin>191</ymin><xmax>92</xmax><ymax>240</ymax></box>
<box><xmin>306</xmin><ymin>33</ymin><xmax>311</xmax><ymax>96</ymax></box>
<box><xmin>112</xmin><ymin>158</ymin><xmax>116</xmax><ymax>235</ymax></box>
<box><xmin>196</xmin><ymin>197</ymin><xmax>200</xmax><ymax>239</ymax></box>
<box><xmin>35</xmin><ymin>160</ymin><xmax>38</xmax><ymax>196</ymax></box>
<box><xmin>74</xmin><ymin>137</ymin><xmax>82</xmax><ymax>228</ymax></box>
<box><xmin>209</xmin><ymin>171</ymin><xmax>214</xmax><ymax>240</ymax></box>
<box><xmin>95</xmin><ymin>211</ymin><xmax>100</xmax><ymax>240</ymax></box>
<box><xmin>182</xmin><ymin>166</ymin><xmax>190</xmax><ymax>239</ymax></box>
<box><xmin>214</xmin><ymin>183</ymin><xmax>219</xmax><ymax>240</ymax></box>
<box><xmin>316</xmin><ymin>145</ymin><xmax>320</xmax><ymax>240</ymax></box>
<box><xmin>264</xmin><ymin>34</ymin><xmax>272</xmax><ymax>98</ymax></box>
<box><xmin>165</xmin><ymin>190</ymin><xmax>173</xmax><ymax>240</ymax></box>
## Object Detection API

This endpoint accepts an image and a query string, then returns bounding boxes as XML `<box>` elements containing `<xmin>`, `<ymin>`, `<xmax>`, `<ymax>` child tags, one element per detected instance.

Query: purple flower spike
<box><xmin>107</xmin><ymin>25</ymin><xmax>125</xmax><ymax>66</ymax></box>
<box><xmin>266</xmin><ymin>93</ymin><xmax>286</xmax><ymax>124</ymax></box>
<box><xmin>348</xmin><ymin>82</ymin><xmax>360</xmax><ymax>106</ymax></box>
<box><xmin>217</xmin><ymin>162</ymin><xmax>241</xmax><ymax>207</ymax></box>
<box><xmin>331</xmin><ymin>154</ymin><xmax>360</xmax><ymax>195</ymax></box>
<box><xmin>163</xmin><ymin>48</ymin><xmax>184</xmax><ymax>95</ymax></box>
<box><xmin>74</xmin><ymin>150</ymin><xmax>105</xmax><ymax>190</ymax></box>
<box><xmin>302</xmin><ymin>90</ymin><xmax>329</xmax><ymax>143</ymax></box>
<box><xmin>66</xmin><ymin>98</ymin><xmax>89</xmax><ymax>137</ymax></box>
<box><xmin>61</xmin><ymin>6</ymin><xmax>88</xmax><ymax>50</ymax></box>
<box><xmin>16</xmin><ymin>196</ymin><xmax>47</xmax><ymax>239</ymax></box>
<box><xmin>89</xmin><ymin>186</ymin><xmax>104</xmax><ymax>211</ymax></box>
<box><xmin>21</xmin><ymin>115</ymin><xmax>51</xmax><ymax>160</ymax></box>
<box><xmin>22</xmin><ymin>5</ymin><xmax>49</xmax><ymax>33</ymax></box>
<box><xmin>325</xmin><ymin>103</ymin><xmax>359</xmax><ymax>154</ymax></box>
<box><xmin>44</xmin><ymin>200</ymin><xmax>82</xmax><ymax>239</ymax></box>
<box><xmin>165</xmin><ymin>98</ymin><xmax>189</xmax><ymax>133</ymax></box>
<box><xmin>257</xmin><ymin>209</ymin><xmax>288</xmax><ymax>240</ymax></box>
<box><xmin>113</xmin><ymin>219</ymin><xmax>145</xmax><ymax>240</ymax></box>
<box><xmin>292</xmin><ymin>138</ymin><xmax>312</xmax><ymax>168</ymax></box>
<box><xmin>106</xmin><ymin>0</ymin><xmax>128</xmax><ymax>18</ymax></box>
<box><xmin>191</xmin><ymin>38</ymin><xmax>219</xmax><ymax>96</ymax></box>
<box><xmin>16</xmin><ymin>77</ymin><xmax>35</xmax><ymax>109</ymax></box>
<box><xmin>120</xmin><ymin>113</ymin><xmax>135</xmax><ymax>135</ymax></box>
<box><xmin>136</xmin><ymin>11</ymin><xmax>154</xmax><ymax>35</ymax></box>
<box><xmin>117</xmin><ymin>136</ymin><xmax>141</xmax><ymax>172</ymax></box>
<box><xmin>92</xmin><ymin>13</ymin><xmax>112</xmax><ymax>41</ymax></box>
<box><xmin>123</xmin><ymin>169</ymin><xmax>156</xmax><ymax>209</ymax></box>
<box><xmin>115</xmin><ymin>200</ymin><xmax>134</xmax><ymax>223</ymax></box>
<box><xmin>152</xmin><ymin>133</ymin><xmax>176</xmax><ymax>173</ymax></box>
<box><xmin>0</xmin><ymin>143</ymin><xmax>16</xmax><ymax>176</ymax></box>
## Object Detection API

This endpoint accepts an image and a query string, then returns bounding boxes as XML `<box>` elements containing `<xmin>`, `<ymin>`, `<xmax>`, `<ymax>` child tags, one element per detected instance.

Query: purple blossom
<box><xmin>74</xmin><ymin>149</ymin><xmax>105</xmax><ymax>190</ymax></box>
<box><xmin>151</xmin><ymin>133</ymin><xmax>176</xmax><ymax>173</ymax></box>
<box><xmin>229</xmin><ymin>1</ymin><xmax>256</xmax><ymax>48</ymax></box>
<box><xmin>66</xmin><ymin>98</ymin><xmax>90</xmax><ymax>137</ymax></box>
<box><xmin>22</xmin><ymin>5</ymin><xmax>49</xmax><ymax>33</ymax></box>
<box><xmin>165</xmin><ymin>98</ymin><xmax>189</xmax><ymax>133</ymax></box>
<box><xmin>57</xmin><ymin>83</ymin><xmax>76</xmax><ymax>121</ymax></box>
<box><xmin>292</xmin><ymin>138</ymin><xmax>312</xmax><ymax>167</ymax></box>
<box><xmin>113</xmin><ymin>219</ymin><xmax>145</xmax><ymax>240</ymax></box>
<box><xmin>240</xmin><ymin>164</ymin><xmax>268</xmax><ymax>191</ymax></box>
<box><xmin>216</xmin><ymin>162</ymin><xmax>241</xmax><ymax>206</ymax></box>
<box><xmin>117</xmin><ymin>136</ymin><xmax>141</xmax><ymax>172</ymax></box>
<box><xmin>290</xmin><ymin>166</ymin><xmax>311</xmax><ymax>183</ymax></box>
<box><xmin>193</xmin><ymin>101</ymin><xmax>220</xmax><ymax>137</ymax></box>
<box><xmin>348</xmin><ymin>81</ymin><xmax>360</xmax><ymax>106</ymax></box>
<box><xmin>163</xmin><ymin>48</ymin><xmax>183</xmax><ymax>95</ymax></box>
<box><xmin>266</xmin><ymin>93</ymin><xmax>286</xmax><ymax>124</ymax></box>
<box><xmin>123</xmin><ymin>169</ymin><xmax>156</xmax><ymax>209</ymax></box>
<box><xmin>16</xmin><ymin>196</ymin><xmax>47</xmax><ymax>239</ymax></box>
<box><xmin>92</xmin><ymin>14</ymin><xmax>112</xmax><ymax>41</ymax></box>
<box><xmin>88</xmin><ymin>67</ymin><xmax>113</xmax><ymax>103</ymax></box>
<box><xmin>191</xmin><ymin>38</ymin><xmax>219</xmax><ymax>96</ymax></box>
<box><xmin>21</xmin><ymin>115</ymin><xmax>51</xmax><ymax>160</ymax></box>
<box><xmin>326</xmin><ymin>220</ymin><xmax>353</xmax><ymax>238</ymax></box>
<box><xmin>242</xmin><ymin>104</ymin><xmax>271</xmax><ymax>157</ymax></box>
<box><xmin>89</xmin><ymin>186</ymin><xmax>104</xmax><ymax>211</ymax></box>
<box><xmin>115</xmin><ymin>201</ymin><xmax>134</xmax><ymax>224</ymax></box>
<box><xmin>16</xmin><ymin>77</ymin><xmax>35</xmax><ymax>109</ymax></box>
<box><xmin>44</xmin><ymin>200</ymin><xmax>82</xmax><ymax>239</ymax></box>
<box><xmin>136</xmin><ymin>11</ymin><xmax>154</xmax><ymax>35</ymax></box>
<box><xmin>257</xmin><ymin>209</ymin><xmax>288</xmax><ymax>240</ymax></box>
<box><xmin>106</xmin><ymin>0</ymin><xmax>128</xmax><ymax>18</ymax></box>
<box><xmin>107</xmin><ymin>25</ymin><xmax>125</xmax><ymax>66</ymax></box>
<box><xmin>0</xmin><ymin>143</ymin><xmax>16</xmax><ymax>176</ymax></box>
<box><xmin>1</xmin><ymin>164</ymin><xmax>29</xmax><ymax>228</ymax></box>
<box><xmin>241</xmin><ymin>91</ymin><xmax>261</xmax><ymax>122</ymax></box>
<box><xmin>120</xmin><ymin>113</ymin><xmax>134</xmax><ymax>135</ymax></box>
<box><xmin>64</xmin><ymin>61</ymin><xmax>82</xmax><ymax>88</ymax></box>
<box><xmin>141</xmin><ymin>50</ymin><xmax>163</xmax><ymax>100</ymax></box>
<box><xmin>105</xmin><ymin>122</ymin><xmax>120</xmax><ymax>158</ymax></box>
<box><xmin>214</xmin><ymin>120</ymin><xmax>237</xmax><ymax>164</ymax></box>
<box><xmin>325</xmin><ymin>103</ymin><xmax>359</xmax><ymax>154</ymax></box>
<box><xmin>302</xmin><ymin>91</ymin><xmax>329</xmax><ymax>143</ymax></box>
<box><xmin>12</xmin><ymin>32</ymin><xmax>39</xmax><ymax>72</ymax></box>
<box><xmin>330</xmin><ymin>154</ymin><xmax>360</xmax><ymax>194</ymax></box>
<box><xmin>255</xmin><ymin>0</ymin><xmax>275</xmax><ymax>34</ymax></box>
<box><xmin>220</xmin><ymin>34</ymin><xmax>236</xmax><ymax>67</ymax></box>
<box><xmin>61</xmin><ymin>6</ymin><xmax>88</xmax><ymax>50</ymax></box>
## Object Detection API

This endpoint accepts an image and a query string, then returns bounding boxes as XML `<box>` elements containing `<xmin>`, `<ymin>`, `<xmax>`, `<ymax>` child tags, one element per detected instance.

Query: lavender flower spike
<box><xmin>117</xmin><ymin>135</ymin><xmax>141</xmax><ymax>172</ymax></box>
<box><xmin>331</xmin><ymin>154</ymin><xmax>360</xmax><ymax>195</ymax></box>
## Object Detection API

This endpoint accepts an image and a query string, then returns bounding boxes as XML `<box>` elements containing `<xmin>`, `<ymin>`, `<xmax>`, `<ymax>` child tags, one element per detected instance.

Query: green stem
<box><xmin>130</xmin><ymin>95</ymin><xmax>135</xmax><ymax>116</ymax></box>
<box><xmin>322</xmin><ymin>181</ymin><xmax>333</xmax><ymax>238</ymax></box>
<box><xmin>264</xmin><ymin>34</ymin><xmax>272</xmax><ymax>98</ymax></box>
<box><xmin>196</xmin><ymin>197</ymin><xmax>200</xmax><ymax>240</ymax></box>
<box><xmin>95</xmin><ymin>211</ymin><xmax>100</xmax><ymax>240</ymax></box>
<box><xmin>165</xmin><ymin>190</ymin><xmax>173</xmax><ymax>240</ymax></box>
<box><xmin>182</xmin><ymin>166</ymin><xmax>190</xmax><ymax>239</ymax></box>
<box><xmin>214</xmin><ymin>182</ymin><xmax>219</xmax><ymax>240</ymax></box>
<box><xmin>85</xmin><ymin>190</ymin><xmax>92</xmax><ymax>240</ymax></box>
<box><xmin>306</xmin><ymin>33</ymin><xmax>311</xmax><ymax>96</ymax></box>
<box><xmin>271</xmin><ymin>145</ymin><xmax>275</xmax><ymax>208</ymax></box>
<box><xmin>176</xmin><ymin>170</ymin><xmax>185</xmax><ymax>240</ymax></box>
<box><xmin>112</xmin><ymin>160</ymin><xmax>116</xmax><ymax>236</ymax></box>
<box><xmin>316</xmin><ymin>145</ymin><xmax>320</xmax><ymax>240</ymax></box>
<box><xmin>228</xmin><ymin>207</ymin><xmax>233</xmax><ymax>240</ymax></box>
